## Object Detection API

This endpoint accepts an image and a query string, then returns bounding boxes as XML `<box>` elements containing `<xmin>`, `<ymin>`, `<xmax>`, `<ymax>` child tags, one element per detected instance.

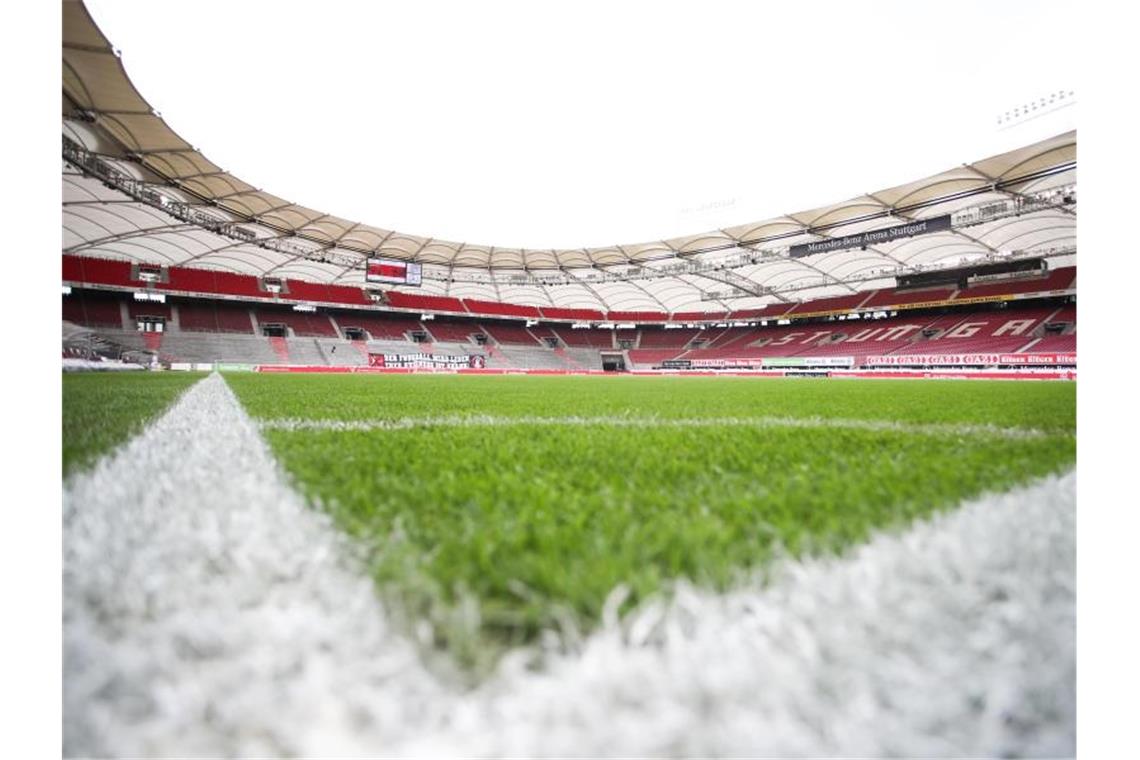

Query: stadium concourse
<box><xmin>61</xmin><ymin>1</ymin><xmax>1076</xmax><ymax>757</ymax></box>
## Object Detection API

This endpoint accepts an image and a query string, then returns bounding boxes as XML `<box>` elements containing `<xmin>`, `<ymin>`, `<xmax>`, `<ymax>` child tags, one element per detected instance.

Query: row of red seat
<box><xmin>62</xmin><ymin>254</ymin><xmax>1076</xmax><ymax>324</ymax></box>
<box><xmin>65</xmin><ymin>289</ymin><xmax>1075</xmax><ymax>364</ymax></box>
<box><xmin>628</xmin><ymin>304</ymin><xmax>1076</xmax><ymax>365</ymax></box>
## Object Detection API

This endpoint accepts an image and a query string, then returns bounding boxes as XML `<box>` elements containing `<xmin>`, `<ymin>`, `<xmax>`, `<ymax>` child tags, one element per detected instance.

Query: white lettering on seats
<box><xmin>801</xmin><ymin>331</ymin><xmax>833</xmax><ymax>344</ymax></box>
<box><xmin>945</xmin><ymin>322</ymin><xmax>986</xmax><ymax>339</ymax></box>
<box><xmin>994</xmin><ymin>319</ymin><xmax>1036</xmax><ymax>337</ymax></box>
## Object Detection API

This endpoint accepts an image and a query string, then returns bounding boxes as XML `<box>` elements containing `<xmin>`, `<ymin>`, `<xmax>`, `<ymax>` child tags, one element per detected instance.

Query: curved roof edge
<box><xmin>63</xmin><ymin>0</ymin><xmax>1076</xmax><ymax>272</ymax></box>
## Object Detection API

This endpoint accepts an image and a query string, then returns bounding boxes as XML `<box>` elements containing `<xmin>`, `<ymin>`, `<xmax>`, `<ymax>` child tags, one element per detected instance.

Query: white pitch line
<box><xmin>258</xmin><ymin>413</ymin><xmax>1059</xmax><ymax>440</ymax></box>
<box><xmin>63</xmin><ymin>374</ymin><xmax>449</xmax><ymax>758</ymax></box>
<box><xmin>64</xmin><ymin>373</ymin><xmax>1075</xmax><ymax>757</ymax></box>
<box><xmin>427</xmin><ymin>469</ymin><xmax>1076</xmax><ymax>759</ymax></box>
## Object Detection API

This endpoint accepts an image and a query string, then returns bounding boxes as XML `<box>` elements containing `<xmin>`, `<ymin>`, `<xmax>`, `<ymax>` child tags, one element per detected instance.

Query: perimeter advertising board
<box><xmin>865</xmin><ymin>353</ymin><xmax>1076</xmax><ymax>366</ymax></box>
<box><xmin>761</xmin><ymin>357</ymin><xmax>854</xmax><ymax>368</ymax></box>
<box><xmin>679</xmin><ymin>357</ymin><xmax>854</xmax><ymax>369</ymax></box>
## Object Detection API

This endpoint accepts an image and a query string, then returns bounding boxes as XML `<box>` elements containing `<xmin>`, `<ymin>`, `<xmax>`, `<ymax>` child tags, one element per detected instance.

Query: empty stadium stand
<box><xmin>62</xmin><ymin>283</ymin><xmax>1076</xmax><ymax>370</ymax></box>
<box><xmin>333</xmin><ymin>313</ymin><xmax>423</xmax><ymax>341</ymax></box>
<box><xmin>62</xmin><ymin>251</ymin><xmax>1078</xmax><ymax>330</ymax></box>
<box><xmin>889</xmin><ymin>306</ymin><xmax>1059</xmax><ymax>355</ymax></box>
<box><xmin>62</xmin><ymin>291</ymin><xmax>124</xmax><ymax>329</ymax></box>
<box><xmin>253</xmin><ymin>307</ymin><xmax>339</xmax><ymax>337</ymax></box>
<box><xmin>552</xmin><ymin>327</ymin><xmax>614</xmax><ymax>349</ymax></box>
<box><xmin>953</xmin><ymin>266</ymin><xmax>1075</xmax><ymax>300</ymax></box>
<box><xmin>481</xmin><ymin>323</ymin><xmax>543</xmax><ymax>345</ymax></box>
<box><xmin>425</xmin><ymin>320</ymin><xmax>485</xmax><ymax>344</ymax></box>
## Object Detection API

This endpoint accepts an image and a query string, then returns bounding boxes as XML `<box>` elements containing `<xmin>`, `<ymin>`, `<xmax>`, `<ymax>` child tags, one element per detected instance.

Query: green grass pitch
<box><xmin>225</xmin><ymin>373</ymin><xmax>1076</xmax><ymax>669</ymax></box>
<box><xmin>62</xmin><ymin>371</ymin><xmax>206</xmax><ymax>475</ymax></box>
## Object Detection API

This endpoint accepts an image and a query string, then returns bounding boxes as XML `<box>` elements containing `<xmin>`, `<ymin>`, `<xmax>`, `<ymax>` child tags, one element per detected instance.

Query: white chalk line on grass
<box><xmin>65</xmin><ymin>372</ymin><xmax>1075</xmax><ymax>757</ymax></box>
<box><xmin>258</xmin><ymin>413</ymin><xmax>1061</xmax><ymax>440</ymax></box>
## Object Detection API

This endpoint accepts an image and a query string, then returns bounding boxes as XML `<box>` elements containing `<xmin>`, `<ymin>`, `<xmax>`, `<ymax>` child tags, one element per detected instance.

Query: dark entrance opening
<box><xmin>601</xmin><ymin>353</ymin><xmax>626</xmax><ymax>372</ymax></box>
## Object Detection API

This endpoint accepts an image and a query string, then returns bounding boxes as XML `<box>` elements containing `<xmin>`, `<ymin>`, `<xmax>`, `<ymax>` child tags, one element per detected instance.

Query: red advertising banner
<box><xmin>865</xmin><ymin>353</ymin><xmax>1076</xmax><ymax>366</ymax></box>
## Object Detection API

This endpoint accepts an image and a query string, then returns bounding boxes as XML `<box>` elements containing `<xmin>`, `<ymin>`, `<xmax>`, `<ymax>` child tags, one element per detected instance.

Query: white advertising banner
<box><xmin>865</xmin><ymin>353</ymin><xmax>1076</xmax><ymax>366</ymax></box>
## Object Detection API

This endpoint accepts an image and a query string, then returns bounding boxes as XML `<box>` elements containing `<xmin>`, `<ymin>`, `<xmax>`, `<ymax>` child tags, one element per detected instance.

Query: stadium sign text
<box><xmin>789</xmin><ymin>215</ymin><xmax>951</xmax><ymax>258</ymax></box>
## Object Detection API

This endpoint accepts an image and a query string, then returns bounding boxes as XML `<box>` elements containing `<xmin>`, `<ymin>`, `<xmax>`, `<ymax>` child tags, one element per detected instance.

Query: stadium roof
<box><xmin>63</xmin><ymin>0</ymin><xmax>1076</xmax><ymax>314</ymax></box>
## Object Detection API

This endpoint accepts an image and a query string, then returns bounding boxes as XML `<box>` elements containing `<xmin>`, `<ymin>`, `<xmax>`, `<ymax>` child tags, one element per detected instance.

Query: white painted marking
<box><xmin>65</xmin><ymin>374</ymin><xmax>1074</xmax><ymax>757</ymax></box>
<box><xmin>258</xmin><ymin>413</ymin><xmax>1057</xmax><ymax>440</ymax></box>
<box><xmin>64</xmin><ymin>374</ymin><xmax>447</xmax><ymax>757</ymax></box>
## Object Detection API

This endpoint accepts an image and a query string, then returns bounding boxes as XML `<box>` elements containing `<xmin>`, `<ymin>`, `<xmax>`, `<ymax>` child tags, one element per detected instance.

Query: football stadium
<box><xmin>61</xmin><ymin>1</ymin><xmax>1083</xmax><ymax>756</ymax></box>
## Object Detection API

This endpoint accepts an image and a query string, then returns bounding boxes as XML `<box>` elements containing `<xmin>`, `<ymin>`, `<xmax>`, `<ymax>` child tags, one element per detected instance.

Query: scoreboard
<box><xmin>366</xmin><ymin>258</ymin><xmax>423</xmax><ymax>286</ymax></box>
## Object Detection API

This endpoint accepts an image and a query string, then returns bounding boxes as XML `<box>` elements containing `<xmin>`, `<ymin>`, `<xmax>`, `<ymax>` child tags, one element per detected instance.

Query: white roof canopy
<box><xmin>63</xmin><ymin>0</ymin><xmax>1075</xmax><ymax>314</ymax></box>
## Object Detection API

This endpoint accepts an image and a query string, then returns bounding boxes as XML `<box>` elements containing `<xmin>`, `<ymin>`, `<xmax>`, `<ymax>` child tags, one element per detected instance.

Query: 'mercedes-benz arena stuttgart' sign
<box><xmin>789</xmin><ymin>215</ymin><xmax>952</xmax><ymax>258</ymax></box>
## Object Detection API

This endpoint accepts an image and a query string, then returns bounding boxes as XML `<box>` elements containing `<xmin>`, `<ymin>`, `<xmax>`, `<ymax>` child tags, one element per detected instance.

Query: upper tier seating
<box><xmin>464</xmin><ymin>299</ymin><xmax>542</xmax><ymax>319</ymax></box>
<box><xmin>62</xmin><ymin>255</ymin><xmax>1079</xmax><ymax>320</ymax></box>
<box><xmin>953</xmin><ymin>266</ymin><xmax>1075</xmax><ymax>300</ymax></box>
<box><xmin>729</xmin><ymin>303</ymin><xmax>794</xmax><ymax>320</ymax></box>
<box><xmin>608</xmin><ymin>311</ymin><xmax>667</xmax><ymax>322</ymax></box>
<box><xmin>385</xmin><ymin>291</ymin><xmax>466</xmax><ymax>313</ymax></box>
<box><xmin>786</xmin><ymin>292</ymin><xmax>872</xmax><ymax>315</ymax></box>
<box><xmin>860</xmin><ymin>286</ymin><xmax>957</xmax><ymax>309</ymax></box>
<box><xmin>539</xmin><ymin>307</ymin><xmax>606</xmax><ymax>321</ymax></box>
<box><xmin>672</xmin><ymin>311</ymin><xmax>729</xmax><ymax>322</ymax></box>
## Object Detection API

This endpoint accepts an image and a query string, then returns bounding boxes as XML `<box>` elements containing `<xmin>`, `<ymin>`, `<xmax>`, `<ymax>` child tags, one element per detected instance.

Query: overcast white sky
<box><xmin>82</xmin><ymin>0</ymin><xmax>1075</xmax><ymax>250</ymax></box>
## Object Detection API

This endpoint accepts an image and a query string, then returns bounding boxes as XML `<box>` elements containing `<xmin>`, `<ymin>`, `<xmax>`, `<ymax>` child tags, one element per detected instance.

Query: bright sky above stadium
<box><xmin>82</xmin><ymin>0</ymin><xmax>1075</xmax><ymax>251</ymax></box>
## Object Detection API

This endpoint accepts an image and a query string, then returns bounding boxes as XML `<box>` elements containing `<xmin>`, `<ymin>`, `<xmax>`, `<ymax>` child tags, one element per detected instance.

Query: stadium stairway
<box><xmin>553</xmin><ymin>347</ymin><xmax>582</xmax><ymax>370</ymax></box>
<box><xmin>268</xmin><ymin>336</ymin><xmax>290</xmax><ymax>363</ymax></box>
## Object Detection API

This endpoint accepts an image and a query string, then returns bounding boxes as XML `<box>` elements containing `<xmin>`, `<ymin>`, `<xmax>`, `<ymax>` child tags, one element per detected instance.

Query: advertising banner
<box><xmin>690</xmin><ymin>358</ymin><xmax>767</xmax><ymax>368</ymax></box>
<box><xmin>762</xmin><ymin>356</ymin><xmax>854</xmax><ymax>368</ymax></box>
<box><xmin>368</xmin><ymin>352</ymin><xmax>485</xmax><ymax>369</ymax></box>
<box><xmin>865</xmin><ymin>353</ymin><xmax>1076</xmax><ymax>366</ymax></box>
